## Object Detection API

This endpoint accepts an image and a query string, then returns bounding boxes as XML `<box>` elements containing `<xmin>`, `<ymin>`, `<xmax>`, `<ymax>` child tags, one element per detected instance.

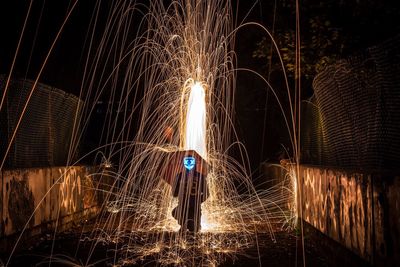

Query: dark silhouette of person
<box><xmin>172</xmin><ymin>169</ymin><xmax>208</xmax><ymax>233</ymax></box>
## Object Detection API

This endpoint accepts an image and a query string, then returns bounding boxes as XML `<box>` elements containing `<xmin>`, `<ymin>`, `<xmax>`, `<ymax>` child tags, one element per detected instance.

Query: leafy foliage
<box><xmin>253</xmin><ymin>0</ymin><xmax>400</xmax><ymax>85</ymax></box>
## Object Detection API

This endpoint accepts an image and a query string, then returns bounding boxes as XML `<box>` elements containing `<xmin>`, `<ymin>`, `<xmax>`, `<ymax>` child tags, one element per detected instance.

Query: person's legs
<box><xmin>173</xmin><ymin>201</ymin><xmax>190</xmax><ymax>232</ymax></box>
<box><xmin>187</xmin><ymin>198</ymin><xmax>202</xmax><ymax>232</ymax></box>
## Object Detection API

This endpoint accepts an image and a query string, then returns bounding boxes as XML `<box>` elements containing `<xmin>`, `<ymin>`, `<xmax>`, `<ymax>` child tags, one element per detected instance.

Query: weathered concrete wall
<box><xmin>373</xmin><ymin>174</ymin><xmax>400</xmax><ymax>266</ymax></box>
<box><xmin>299</xmin><ymin>167</ymin><xmax>373</xmax><ymax>261</ymax></box>
<box><xmin>264</xmin><ymin>163</ymin><xmax>400</xmax><ymax>266</ymax></box>
<box><xmin>0</xmin><ymin>166</ymin><xmax>103</xmax><ymax>242</ymax></box>
<box><xmin>0</xmin><ymin>170</ymin><xmax>3</xmax><ymax>237</ymax></box>
<box><xmin>298</xmin><ymin>165</ymin><xmax>400</xmax><ymax>266</ymax></box>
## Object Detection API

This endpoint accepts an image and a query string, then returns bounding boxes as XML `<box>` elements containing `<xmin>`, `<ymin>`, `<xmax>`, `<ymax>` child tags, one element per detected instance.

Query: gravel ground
<box><xmin>1</xmin><ymin>221</ymin><xmax>371</xmax><ymax>267</ymax></box>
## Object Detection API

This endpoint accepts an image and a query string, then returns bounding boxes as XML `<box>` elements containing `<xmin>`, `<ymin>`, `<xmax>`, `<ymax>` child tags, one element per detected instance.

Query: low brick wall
<box><xmin>0</xmin><ymin>166</ymin><xmax>109</xmax><ymax>248</ymax></box>
<box><xmin>264</xmin><ymin>163</ymin><xmax>400</xmax><ymax>266</ymax></box>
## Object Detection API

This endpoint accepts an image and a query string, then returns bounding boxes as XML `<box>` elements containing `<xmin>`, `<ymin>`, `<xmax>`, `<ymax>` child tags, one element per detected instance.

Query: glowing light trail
<box><xmin>70</xmin><ymin>0</ymin><xmax>299</xmax><ymax>264</ymax></box>
<box><xmin>5</xmin><ymin>0</ymin><xmax>301</xmax><ymax>266</ymax></box>
<box><xmin>184</xmin><ymin>81</ymin><xmax>207</xmax><ymax>160</ymax></box>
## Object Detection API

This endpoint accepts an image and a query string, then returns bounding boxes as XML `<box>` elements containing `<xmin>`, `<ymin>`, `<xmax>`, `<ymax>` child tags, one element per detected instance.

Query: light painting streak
<box><xmin>3</xmin><ymin>0</ymin><xmax>302</xmax><ymax>266</ymax></box>
<box><xmin>68</xmin><ymin>0</ymin><xmax>299</xmax><ymax>265</ymax></box>
<box><xmin>184</xmin><ymin>81</ymin><xmax>207</xmax><ymax>160</ymax></box>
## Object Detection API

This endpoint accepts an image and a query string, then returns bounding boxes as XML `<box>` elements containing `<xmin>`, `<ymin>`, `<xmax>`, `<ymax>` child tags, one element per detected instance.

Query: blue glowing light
<box><xmin>183</xmin><ymin>156</ymin><xmax>196</xmax><ymax>171</ymax></box>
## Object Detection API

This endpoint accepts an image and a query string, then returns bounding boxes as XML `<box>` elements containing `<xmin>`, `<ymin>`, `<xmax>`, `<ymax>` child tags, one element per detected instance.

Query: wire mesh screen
<box><xmin>301</xmin><ymin>35</ymin><xmax>400</xmax><ymax>171</ymax></box>
<box><xmin>301</xmin><ymin>96</ymin><xmax>329</xmax><ymax>166</ymax></box>
<box><xmin>0</xmin><ymin>76</ymin><xmax>82</xmax><ymax>168</ymax></box>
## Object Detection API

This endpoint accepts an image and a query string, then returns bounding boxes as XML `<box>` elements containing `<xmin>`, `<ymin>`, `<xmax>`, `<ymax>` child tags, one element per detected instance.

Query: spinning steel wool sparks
<box><xmin>79</xmin><ymin>1</ymin><xmax>297</xmax><ymax>264</ymax></box>
<box><xmin>3</xmin><ymin>0</ymin><xmax>300</xmax><ymax>266</ymax></box>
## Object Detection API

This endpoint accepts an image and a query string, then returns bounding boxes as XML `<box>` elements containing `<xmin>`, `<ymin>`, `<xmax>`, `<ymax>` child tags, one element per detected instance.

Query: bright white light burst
<box><xmin>184</xmin><ymin>81</ymin><xmax>207</xmax><ymax>160</ymax></box>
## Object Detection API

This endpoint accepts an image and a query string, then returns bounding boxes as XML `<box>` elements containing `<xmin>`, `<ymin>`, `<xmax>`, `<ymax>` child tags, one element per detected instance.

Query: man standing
<box><xmin>172</xmin><ymin>156</ymin><xmax>208</xmax><ymax>233</ymax></box>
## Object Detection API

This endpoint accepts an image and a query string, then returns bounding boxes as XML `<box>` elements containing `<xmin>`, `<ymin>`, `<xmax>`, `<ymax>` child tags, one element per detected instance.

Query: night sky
<box><xmin>1</xmin><ymin>0</ymin><xmax>399</xmax><ymax>172</ymax></box>
<box><xmin>1</xmin><ymin>1</ymin><xmax>399</xmax><ymax>89</ymax></box>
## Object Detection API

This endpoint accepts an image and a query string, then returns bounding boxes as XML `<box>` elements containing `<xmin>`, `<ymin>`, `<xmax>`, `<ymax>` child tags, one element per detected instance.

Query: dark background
<box><xmin>0</xmin><ymin>0</ymin><xmax>399</xmax><ymax>173</ymax></box>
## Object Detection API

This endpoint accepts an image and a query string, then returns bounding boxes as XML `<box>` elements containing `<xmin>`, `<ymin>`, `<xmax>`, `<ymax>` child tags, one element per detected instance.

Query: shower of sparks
<box><xmin>4</xmin><ymin>0</ymin><xmax>300</xmax><ymax>266</ymax></box>
<box><xmin>69</xmin><ymin>0</ymin><xmax>298</xmax><ymax>265</ymax></box>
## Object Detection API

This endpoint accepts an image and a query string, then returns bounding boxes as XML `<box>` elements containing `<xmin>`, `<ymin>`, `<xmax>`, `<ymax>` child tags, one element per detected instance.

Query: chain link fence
<box><xmin>301</xmin><ymin>35</ymin><xmax>400</xmax><ymax>171</ymax></box>
<box><xmin>0</xmin><ymin>76</ymin><xmax>82</xmax><ymax>168</ymax></box>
